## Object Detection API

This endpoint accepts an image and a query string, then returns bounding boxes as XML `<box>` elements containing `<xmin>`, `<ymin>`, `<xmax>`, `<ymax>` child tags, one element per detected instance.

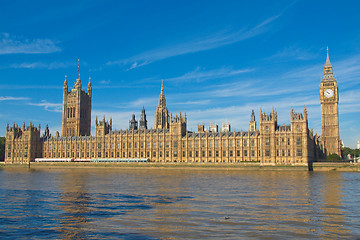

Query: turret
<box><xmin>250</xmin><ymin>109</ymin><xmax>257</xmax><ymax>131</ymax></box>
<box><xmin>197</xmin><ymin>124</ymin><xmax>205</xmax><ymax>133</ymax></box>
<box><xmin>95</xmin><ymin>116</ymin><xmax>112</xmax><ymax>136</ymax></box>
<box><xmin>63</xmin><ymin>75</ymin><xmax>68</xmax><ymax>93</ymax></box>
<box><xmin>139</xmin><ymin>106</ymin><xmax>148</xmax><ymax>130</ymax></box>
<box><xmin>303</xmin><ymin>105</ymin><xmax>308</xmax><ymax>119</ymax></box>
<box><xmin>129</xmin><ymin>114</ymin><xmax>138</xmax><ymax>130</ymax></box>
<box><xmin>209</xmin><ymin>122</ymin><xmax>218</xmax><ymax>133</ymax></box>
<box><xmin>290</xmin><ymin>107</ymin><xmax>308</xmax><ymax>136</ymax></box>
<box><xmin>260</xmin><ymin>108</ymin><xmax>277</xmax><ymax>130</ymax></box>
<box><xmin>87</xmin><ymin>77</ymin><xmax>92</xmax><ymax>97</ymax></box>
<box><xmin>222</xmin><ymin>122</ymin><xmax>231</xmax><ymax>132</ymax></box>
<box><xmin>43</xmin><ymin>124</ymin><xmax>51</xmax><ymax>138</ymax></box>
<box><xmin>170</xmin><ymin>112</ymin><xmax>187</xmax><ymax>136</ymax></box>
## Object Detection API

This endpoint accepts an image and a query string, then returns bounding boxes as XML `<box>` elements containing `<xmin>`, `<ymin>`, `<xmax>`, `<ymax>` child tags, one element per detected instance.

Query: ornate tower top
<box><xmin>139</xmin><ymin>106</ymin><xmax>148</xmax><ymax>130</ymax></box>
<box><xmin>249</xmin><ymin>109</ymin><xmax>257</xmax><ymax>131</ymax></box>
<box><xmin>323</xmin><ymin>47</ymin><xmax>334</xmax><ymax>76</ymax></box>
<box><xmin>75</xmin><ymin>59</ymin><xmax>81</xmax><ymax>88</ymax></box>
<box><xmin>87</xmin><ymin>77</ymin><xmax>92</xmax><ymax>94</ymax></box>
<box><xmin>325</xmin><ymin>47</ymin><xmax>331</xmax><ymax>66</ymax></box>
<box><xmin>64</xmin><ymin>75</ymin><xmax>68</xmax><ymax>92</ymax></box>
<box><xmin>62</xmin><ymin>59</ymin><xmax>92</xmax><ymax>137</ymax></box>
<box><xmin>250</xmin><ymin>109</ymin><xmax>256</xmax><ymax>122</ymax></box>
<box><xmin>154</xmin><ymin>81</ymin><xmax>169</xmax><ymax>129</ymax></box>
<box><xmin>129</xmin><ymin>114</ymin><xmax>138</xmax><ymax>130</ymax></box>
<box><xmin>77</xmin><ymin>59</ymin><xmax>80</xmax><ymax>78</ymax></box>
<box><xmin>159</xmin><ymin>80</ymin><xmax>166</xmax><ymax>107</ymax></box>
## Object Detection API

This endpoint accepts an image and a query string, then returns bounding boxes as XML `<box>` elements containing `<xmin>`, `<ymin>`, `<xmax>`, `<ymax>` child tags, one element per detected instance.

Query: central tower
<box><xmin>154</xmin><ymin>81</ymin><xmax>169</xmax><ymax>129</ymax></box>
<box><xmin>320</xmin><ymin>48</ymin><xmax>340</xmax><ymax>156</ymax></box>
<box><xmin>62</xmin><ymin>60</ymin><xmax>92</xmax><ymax>137</ymax></box>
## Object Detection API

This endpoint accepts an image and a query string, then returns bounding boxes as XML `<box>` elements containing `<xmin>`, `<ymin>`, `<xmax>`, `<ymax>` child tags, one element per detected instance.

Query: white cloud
<box><xmin>173</xmin><ymin>100</ymin><xmax>212</xmax><ymax>106</ymax></box>
<box><xmin>269</xmin><ymin>46</ymin><xmax>318</xmax><ymax>60</ymax></box>
<box><xmin>0</xmin><ymin>33</ymin><xmax>61</xmax><ymax>54</ymax></box>
<box><xmin>0</xmin><ymin>85</ymin><xmax>61</xmax><ymax>90</ymax></box>
<box><xmin>7</xmin><ymin>61</ymin><xmax>73</xmax><ymax>69</ymax></box>
<box><xmin>99</xmin><ymin>79</ymin><xmax>111</xmax><ymax>85</ymax></box>
<box><xmin>107</xmin><ymin>15</ymin><xmax>280</xmax><ymax>69</ymax></box>
<box><xmin>0</xmin><ymin>96</ymin><xmax>29</xmax><ymax>101</ymax></box>
<box><xmin>129</xmin><ymin>97</ymin><xmax>158</xmax><ymax>108</ymax></box>
<box><xmin>164</xmin><ymin>67</ymin><xmax>255</xmax><ymax>83</ymax></box>
<box><xmin>28</xmin><ymin>100</ymin><xmax>62</xmax><ymax>112</ymax></box>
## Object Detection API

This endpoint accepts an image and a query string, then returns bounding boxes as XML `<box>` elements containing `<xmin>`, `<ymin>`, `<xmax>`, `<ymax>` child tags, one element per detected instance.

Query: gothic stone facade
<box><xmin>6</xmin><ymin>51</ymin><xmax>341</xmax><ymax>165</ymax></box>
<box><xmin>62</xmin><ymin>68</ymin><xmax>92</xmax><ymax>137</ymax></box>
<box><xmin>5</xmin><ymin>110</ymin><xmax>320</xmax><ymax>165</ymax></box>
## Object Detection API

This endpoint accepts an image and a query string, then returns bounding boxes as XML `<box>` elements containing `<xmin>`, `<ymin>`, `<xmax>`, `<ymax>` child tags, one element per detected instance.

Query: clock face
<box><xmin>324</xmin><ymin>89</ymin><xmax>334</xmax><ymax>98</ymax></box>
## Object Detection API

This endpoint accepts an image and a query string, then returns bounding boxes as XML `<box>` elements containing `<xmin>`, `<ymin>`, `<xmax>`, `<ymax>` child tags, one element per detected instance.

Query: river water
<box><xmin>0</xmin><ymin>168</ymin><xmax>359</xmax><ymax>239</ymax></box>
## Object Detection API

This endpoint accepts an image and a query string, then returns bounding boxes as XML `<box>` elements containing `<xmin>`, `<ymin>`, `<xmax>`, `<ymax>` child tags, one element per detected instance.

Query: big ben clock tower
<box><xmin>320</xmin><ymin>47</ymin><xmax>341</xmax><ymax>156</ymax></box>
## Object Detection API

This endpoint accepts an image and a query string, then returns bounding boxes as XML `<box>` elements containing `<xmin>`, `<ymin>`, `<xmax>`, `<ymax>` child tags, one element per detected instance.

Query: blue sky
<box><xmin>0</xmin><ymin>0</ymin><xmax>359</xmax><ymax>148</ymax></box>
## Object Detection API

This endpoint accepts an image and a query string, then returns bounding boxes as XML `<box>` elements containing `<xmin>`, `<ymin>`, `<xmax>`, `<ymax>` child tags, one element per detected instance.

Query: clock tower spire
<box><xmin>320</xmin><ymin>47</ymin><xmax>340</xmax><ymax>157</ymax></box>
<box><xmin>324</xmin><ymin>47</ymin><xmax>333</xmax><ymax>75</ymax></box>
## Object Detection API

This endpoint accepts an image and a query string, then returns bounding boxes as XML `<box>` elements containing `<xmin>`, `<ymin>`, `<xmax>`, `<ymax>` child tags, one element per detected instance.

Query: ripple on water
<box><xmin>0</xmin><ymin>169</ymin><xmax>359</xmax><ymax>239</ymax></box>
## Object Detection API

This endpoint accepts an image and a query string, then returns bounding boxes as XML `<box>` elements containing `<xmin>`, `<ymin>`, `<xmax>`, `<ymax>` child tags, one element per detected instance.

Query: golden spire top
<box><xmin>324</xmin><ymin>47</ymin><xmax>333</xmax><ymax>75</ymax></box>
<box><xmin>325</xmin><ymin>46</ymin><xmax>332</xmax><ymax>67</ymax></box>
<box><xmin>77</xmin><ymin>59</ymin><xmax>80</xmax><ymax>78</ymax></box>
<box><xmin>158</xmin><ymin>80</ymin><xmax>166</xmax><ymax>107</ymax></box>
<box><xmin>74</xmin><ymin>59</ymin><xmax>82</xmax><ymax>88</ymax></box>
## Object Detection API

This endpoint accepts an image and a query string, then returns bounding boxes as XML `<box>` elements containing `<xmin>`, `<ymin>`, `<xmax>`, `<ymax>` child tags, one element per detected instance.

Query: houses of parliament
<box><xmin>4</xmin><ymin>50</ymin><xmax>341</xmax><ymax>166</ymax></box>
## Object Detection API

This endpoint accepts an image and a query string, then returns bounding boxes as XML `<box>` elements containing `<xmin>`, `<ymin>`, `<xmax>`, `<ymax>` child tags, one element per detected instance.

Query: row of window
<box><xmin>43</xmin><ymin>139</ymin><xmax>262</xmax><ymax>150</ymax></box>
<box><xmin>10</xmin><ymin>144</ymin><xmax>28</xmax><ymax>150</ymax></box>
<box><xmin>8</xmin><ymin>152</ymin><xmax>28</xmax><ymax>158</ymax></box>
<box><xmin>43</xmin><ymin>149</ymin><xmax>262</xmax><ymax>159</ymax></box>
<box><xmin>276</xmin><ymin>149</ymin><xmax>302</xmax><ymax>157</ymax></box>
<box><xmin>266</xmin><ymin>137</ymin><xmax>302</xmax><ymax>146</ymax></box>
<box><xmin>11</xmin><ymin>148</ymin><xmax>302</xmax><ymax>160</ymax></box>
<box><xmin>66</xmin><ymin>107</ymin><xmax>76</xmax><ymax>118</ymax></box>
<box><xmin>66</xmin><ymin>128</ymin><xmax>76</xmax><ymax>136</ymax></box>
<box><xmin>264</xmin><ymin>159</ymin><xmax>304</xmax><ymax>163</ymax></box>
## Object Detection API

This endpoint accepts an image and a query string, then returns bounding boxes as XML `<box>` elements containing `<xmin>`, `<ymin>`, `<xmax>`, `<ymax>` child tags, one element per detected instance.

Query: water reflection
<box><xmin>246</xmin><ymin>172</ymin><xmax>313</xmax><ymax>238</ymax></box>
<box><xmin>0</xmin><ymin>168</ymin><xmax>359</xmax><ymax>239</ymax></box>
<box><xmin>146</xmin><ymin>170</ymin><xmax>192</xmax><ymax>238</ymax></box>
<box><xmin>319</xmin><ymin>172</ymin><xmax>349</xmax><ymax>238</ymax></box>
<box><xmin>57</xmin><ymin>171</ymin><xmax>90</xmax><ymax>239</ymax></box>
